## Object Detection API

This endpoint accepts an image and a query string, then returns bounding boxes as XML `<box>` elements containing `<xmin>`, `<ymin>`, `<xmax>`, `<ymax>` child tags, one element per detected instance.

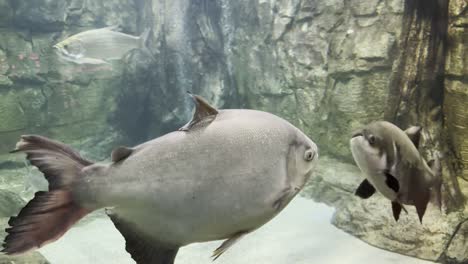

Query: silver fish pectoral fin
<box><xmin>107</xmin><ymin>211</ymin><xmax>179</xmax><ymax>264</ymax></box>
<box><xmin>273</xmin><ymin>186</ymin><xmax>297</xmax><ymax>211</ymax></box>
<box><xmin>179</xmin><ymin>92</ymin><xmax>219</xmax><ymax>131</ymax></box>
<box><xmin>212</xmin><ymin>231</ymin><xmax>248</xmax><ymax>261</ymax></box>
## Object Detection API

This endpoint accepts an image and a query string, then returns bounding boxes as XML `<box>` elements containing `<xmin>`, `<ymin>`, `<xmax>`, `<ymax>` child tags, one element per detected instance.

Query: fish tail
<box><xmin>2</xmin><ymin>135</ymin><xmax>94</xmax><ymax>255</ymax></box>
<box><xmin>139</xmin><ymin>28</ymin><xmax>151</xmax><ymax>53</ymax></box>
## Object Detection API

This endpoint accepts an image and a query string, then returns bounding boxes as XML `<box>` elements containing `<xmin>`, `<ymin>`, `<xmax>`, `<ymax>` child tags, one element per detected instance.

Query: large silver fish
<box><xmin>350</xmin><ymin>121</ymin><xmax>442</xmax><ymax>223</ymax></box>
<box><xmin>2</xmin><ymin>94</ymin><xmax>318</xmax><ymax>264</ymax></box>
<box><xmin>53</xmin><ymin>26</ymin><xmax>150</xmax><ymax>65</ymax></box>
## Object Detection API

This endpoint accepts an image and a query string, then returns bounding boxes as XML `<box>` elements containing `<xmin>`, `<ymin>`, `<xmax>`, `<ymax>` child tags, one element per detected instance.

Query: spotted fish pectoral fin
<box><xmin>111</xmin><ymin>146</ymin><xmax>134</xmax><ymax>163</ymax></box>
<box><xmin>384</xmin><ymin>171</ymin><xmax>400</xmax><ymax>192</ymax></box>
<box><xmin>391</xmin><ymin>201</ymin><xmax>404</xmax><ymax>221</ymax></box>
<box><xmin>355</xmin><ymin>179</ymin><xmax>376</xmax><ymax>199</ymax></box>
<box><xmin>179</xmin><ymin>92</ymin><xmax>219</xmax><ymax>131</ymax></box>
<box><xmin>107</xmin><ymin>211</ymin><xmax>179</xmax><ymax>264</ymax></box>
<box><xmin>212</xmin><ymin>231</ymin><xmax>247</xmax><ymax>261</ymax></box>
<box><xmin>404</xmin><ymin>126</ymin><xmax>422</xmax><ymax>149</ymax></box>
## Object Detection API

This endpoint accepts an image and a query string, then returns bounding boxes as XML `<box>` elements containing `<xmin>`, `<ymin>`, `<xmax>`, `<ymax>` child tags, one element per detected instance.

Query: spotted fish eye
<box><xmin>368</xmin><ymin>134</ymin><xmax>376</xmax><ymax>145</ymax></box>
<box><xmin>304</xmin><ymin>149</ymin><xmax>315</xmax><ymax>161</ymax></box>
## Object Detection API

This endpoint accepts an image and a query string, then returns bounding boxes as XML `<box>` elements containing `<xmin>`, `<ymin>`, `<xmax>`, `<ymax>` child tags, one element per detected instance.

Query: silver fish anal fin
<box><xmin>111</xmin><ymin>146</ymin><xmax>134</xmax><ymax>163</ymax></box>
<box><xmin>179</xmin><ymin>92</ymin><xmax>219</xmax><ymax>131</ymax></box>
<box><xmin>73</xmin><ymin>57</ymin><xmax>110</xmax><ymax>65</ymax></box>
<box><xmin>212</xmin><ymin>231</ymin><xmax>247</xmax><ymax>261</ymax></box>
<box><xmin>107</xmin><ymin>211</ymin><xmax>179</xmax><ymax>264</ymax></box>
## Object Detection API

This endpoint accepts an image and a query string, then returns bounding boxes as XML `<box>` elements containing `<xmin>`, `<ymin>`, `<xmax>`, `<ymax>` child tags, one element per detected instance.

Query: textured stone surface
<box><xmin>0</xmin><ymin>0</ymin><xmax>466</xmax><ymax>263</ymax></box>
<box><xmin>444</xmin><ymin>0</ymin><xmax>468</xmax><ymax>202</ymax></box>
<box><xmin>13</xmin><ymin>0</ymin><xmax>68</xmax><ymax>32</ymax></box>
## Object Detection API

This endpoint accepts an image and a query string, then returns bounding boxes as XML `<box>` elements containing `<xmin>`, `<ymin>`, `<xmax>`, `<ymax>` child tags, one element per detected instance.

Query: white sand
<box><xmin>39</xmin><ymin>197</ymin><xmax>434</xmax><ymax>264</ymax></box>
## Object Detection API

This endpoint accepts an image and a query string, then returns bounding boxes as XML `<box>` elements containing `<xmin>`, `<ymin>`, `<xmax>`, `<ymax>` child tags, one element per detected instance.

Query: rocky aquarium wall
<box><xmin>0</xmin><ymin>0</ymin><xmax>466</xmax><ymax>263</ymax></box>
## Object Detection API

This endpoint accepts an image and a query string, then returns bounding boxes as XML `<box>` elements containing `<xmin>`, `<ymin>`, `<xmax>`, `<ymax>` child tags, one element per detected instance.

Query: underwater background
<box><xmin>0</xmin><ymin>0</ymin><xmax>466</xmax><ymax>263</ymax></box>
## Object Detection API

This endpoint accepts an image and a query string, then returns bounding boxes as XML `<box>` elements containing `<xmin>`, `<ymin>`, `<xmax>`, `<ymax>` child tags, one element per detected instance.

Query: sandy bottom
<box><xmin>39</xmin><ymin>197</ymin><xmax>434</xmax><ymax>264</ymax></box>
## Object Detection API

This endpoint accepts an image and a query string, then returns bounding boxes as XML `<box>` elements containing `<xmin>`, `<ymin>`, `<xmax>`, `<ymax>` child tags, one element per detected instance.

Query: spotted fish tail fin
<box><xmin>2</xmin><ymin>135</ymin><xmax>93</xmax><ymax>255</ymax></box>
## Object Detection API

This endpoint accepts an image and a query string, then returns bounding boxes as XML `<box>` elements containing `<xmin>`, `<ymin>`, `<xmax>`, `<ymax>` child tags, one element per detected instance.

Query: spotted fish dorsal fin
<box><xmin>111</xmin><ymin>146</ymin><xmax>133</xmax><ymax>163</ymax></box>
<box><xmin>404</xmin><ymin>125</ymin><xmax>422</xmax><ymax>149</ymax></box>
<box><xmin>179</xmin><ymin>92</ymin><xmax>219</xmax><ymax>131</ymax></box>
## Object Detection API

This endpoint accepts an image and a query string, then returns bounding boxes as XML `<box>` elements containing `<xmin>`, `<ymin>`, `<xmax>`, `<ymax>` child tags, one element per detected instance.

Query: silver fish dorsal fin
<box><xmin>404</xmin><ymin>125</ymin><xmax>422</xmax><ymax>149</ymax></box>
<box><xmin>111</xmin><ymin>146</ymin><xmax>133</xmax><ymax>162</ymax></box>
<box><xmin>179</xmin><ymin>93</ymin><xmax>219</xmax><ymax>131</ymax></box>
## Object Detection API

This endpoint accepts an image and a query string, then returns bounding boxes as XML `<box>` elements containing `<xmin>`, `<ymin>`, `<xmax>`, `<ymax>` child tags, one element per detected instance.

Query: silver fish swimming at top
<box><xmin>53</xmin><ymin>26</ymin><xmax>150</xmax><ymax>65</ymax></box>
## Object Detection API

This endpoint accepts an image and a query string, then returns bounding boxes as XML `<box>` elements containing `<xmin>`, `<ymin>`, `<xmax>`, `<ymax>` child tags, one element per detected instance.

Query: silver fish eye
<box><xmin>304</xmin><ymin>149</ymin><xmax>315</xmax><ymax>161</ymax></box>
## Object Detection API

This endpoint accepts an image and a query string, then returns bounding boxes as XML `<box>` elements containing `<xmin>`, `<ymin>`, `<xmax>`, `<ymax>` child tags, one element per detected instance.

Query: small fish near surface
<box><xmin>53</xmin><ymin>26</ymin><xmax>150</xmax><ymax>65</ymax></box>
<box><xmin>2</xmin><ymin>94</ymin><xmax>319</xmax><ymax>264</ymax></box>
<box><xmin>349</xmin><ymin>121</ymin><xmax>442</xmax><ymax>223</ymax></box>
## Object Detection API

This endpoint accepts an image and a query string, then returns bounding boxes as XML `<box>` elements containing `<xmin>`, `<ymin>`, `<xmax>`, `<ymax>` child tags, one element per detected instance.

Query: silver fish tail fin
<box><xmin>139</xmin><ymin>28</ymin><xmax>151</xmax><ymax>54</ymax></box>
<box><xmin>428</xmin><ymin>153</ymin><xmax>443</xmax><ymax>210</ymax></box>
<box><xmin>2</xmin><ymin>135</ymin><xmax>93</xmax><ymax>255</ymax></box>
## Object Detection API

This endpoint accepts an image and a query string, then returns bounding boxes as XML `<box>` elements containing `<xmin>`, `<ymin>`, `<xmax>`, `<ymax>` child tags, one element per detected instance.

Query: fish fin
<box><xmin>391</xmin><ymin>201</ymin><xmax>403</xmax><ymax>221</ymax></box>
<box><xmin>404</xmin><ymin>126</ymin><xmax>422</xmax><ymax>149</ymax></box>
<box><xmin>9</xmin><ymin>135</ymin><xmax>93</xmax><ymax>189</ymax></box>
<box><xmin>139</xmin><ymin>28</ymin><xmax>151</xmax><ymax>53</ymax></box>
<box><xmin>100</xmin><ymin>25</ymin><xmax>121</xmax><ymax>32</ymax></box>
<box><xmin>273</xmin><ymin>187</ymin><xmax>294</xmax><ymax>211</ymax></box>
<box><xmin>212</xmin><ymin>232</ymin><xmax>247</xmax><ymax>261</ymax></box>
<box><xmin>179</xmin><ymin>92</ymin><xmax>219</xmax><ymax>131</ymax></box>
<box><xmin>74</xmin><ymin>57</ymin><xmax>109</xmax><ymax>65</ymax></box>
<box><xmin>415</xmin><ymin>190</ymin><xmax>430</xmax><ymax>224</ymax></box>
<box><xmin>384</xmin><ymin>171</ymin><xmax>400</xmax><ymax>192</ymax></box>
<box><xmin>3</xmin><ymin>135</ymin><xmax>93</xmax><ymax>254</ymax></box>
<box><xmin>107</xmin><ymin>212</ymin><xmax>179</xmax><ymax>264</ymax></box>
<box><xmin>111</xmin><ymin>146</ymin><xmax>133</xmax><ymax>163</ymax></box>
<box><xmin>2</xmin><ymin>191</ymin><xmax>89</xmax><ymax>255</ymax></box>
<box><xmin>354</xmin><ymin>179</ymin><xmax>376</xmax><ymax>199</ymax></box>
<box><xmin>427</xmin><ymin>159</ymin><xmax>435</xmax><ymax>168</ymax></box>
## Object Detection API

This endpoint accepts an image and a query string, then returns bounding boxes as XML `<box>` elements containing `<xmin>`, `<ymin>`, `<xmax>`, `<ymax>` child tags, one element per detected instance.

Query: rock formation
<box><xmin>0</xmin><ymin>0</ymin><xmax>466</xmax><ymax>262</ymax></box>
